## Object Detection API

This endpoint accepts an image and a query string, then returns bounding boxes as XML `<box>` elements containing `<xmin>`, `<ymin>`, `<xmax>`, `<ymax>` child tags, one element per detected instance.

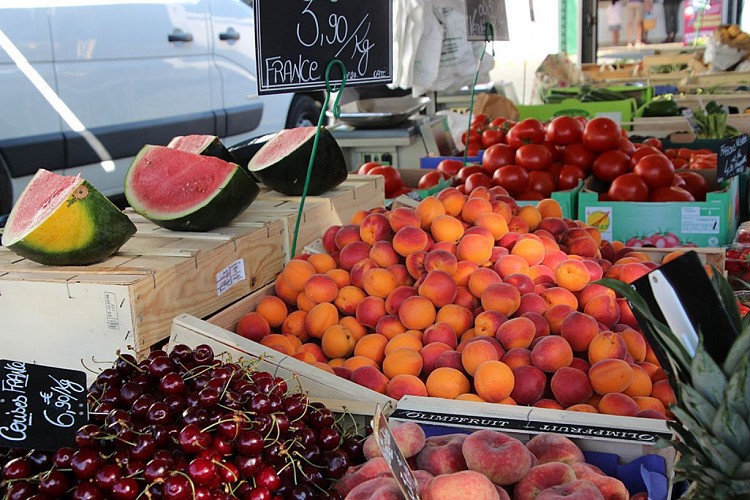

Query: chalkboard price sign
<box><xmin>0</xmin><ymin>360</ymin><xmax>88</xmax><ymax>451</ymax></box>
<box><xmin>466</xmin><ymin>0</ymin><xmax>510</xmax><ymax>41</ymax></box>
<box><xmin>255</xmin><ymin>0</ymin><xmax>392</xmax><ymax>95</ymax></box>
<box><xmin>717</xmin><ymin>134</ymin><xmax>749</xmax><ymax>182</ymax></box>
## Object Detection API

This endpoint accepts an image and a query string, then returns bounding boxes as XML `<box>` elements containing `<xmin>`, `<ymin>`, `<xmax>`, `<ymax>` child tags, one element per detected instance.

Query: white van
<box><xmin>0</xmin><ymin>0</ymin><xmax>322</xmax><ymax>220</ymax></box>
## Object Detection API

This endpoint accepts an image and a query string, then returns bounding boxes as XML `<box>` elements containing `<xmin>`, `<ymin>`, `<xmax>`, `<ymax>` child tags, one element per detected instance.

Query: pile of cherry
<box><xmin>0</xmin><ymin>344</ymin><xmax>362</xmax><ymax>499</ymax></box>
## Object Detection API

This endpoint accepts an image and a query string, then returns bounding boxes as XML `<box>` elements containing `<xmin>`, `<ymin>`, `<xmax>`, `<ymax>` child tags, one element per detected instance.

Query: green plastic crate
<box><xmin>517</xmin><ymin>98</ymin><xmax>637</xmax><ymax>127</ymax></box>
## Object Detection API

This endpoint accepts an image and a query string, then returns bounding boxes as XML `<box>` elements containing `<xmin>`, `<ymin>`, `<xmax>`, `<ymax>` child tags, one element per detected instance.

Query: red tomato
<box><xmin>592</xmin><ymin>150</ymin><xmax>630</xmax><ymax>183</ymax></box>
<box><xmin>492</xmin><ymin>165</ymin><xmax>530</xmax><ymax>196</ymax></box>
<box><xmin>560</xmin><ymin>143</ymin><xmax>597</xmax><ymax>172</ymax></box>
<box><xmin>629</xmin><ymin>145</ymin><xmax>663</xmax><ymax>168</ymax></box>
<box><xmin>464</xmin><ymin>172</ymin><xmax>493</xmax><ymax>192</ymax></box>
<box><xmin>437</xmin><ymin>159</ymin><xmax>464</xmax><ymax>177</ymax></box>
<box><xmin>515</xmin><ymin>143</ymin><xmax>553</xmax><ymax>171</ymax></box>
<box><xmin>649</xmin><ymin>186</ymin><xmax>695</xmax><ymax>202</ymax></box>
<box><xmin>471</xmin><ymin>113</ymin><xmax>490</xmax><ymax>130</ymax></box>
<box><xmin>527</xmin><ymin>170</ymin><xmax>556</xmax><ymax>197</ymax></box>
<box><xmin>672</xmin><ymin>175</ymin><xmax>687</xmax><ymax>188</ymax></box>
<box><xmin>481</xmin><ymin>128</ymin><xmax>505</xmax><ymax>149</ymax></box>
<box><xmin>608</xmin><ymin>173</ymin><xmax>649</xmax><ymax>202</ymax></box>
<box><xmin>545</xmin><ymin>115</ymin><xmax>584</xmax><ymax>145</ymax></box>
<box><xmin>482</xmin><ymin>143</ymin><xmax>516</xmax><ymax>172</ymax></box>
<box><xmin>542</xmin><ymin>141</ymin><xmax>561</xmax><ymax>162</ymax></box>
<box><xmin>368</xmin><ymin>165</ymin><xmax>403</xmax><ymax>198</ymax></box>
<box><xmin>676</xmin><ymin>171</ymin><xmax>708</xmax><ymax>201</ymax></box>
<box><xmin>490</xmin><ymin>117</ymin><xmax>510</xmax><ymax>128</ymax></box>
<box><xmin>618</xmin><ymin>137</ymin><xmax>636</xmax><ymax>156</ymax></box>
<box><xmin>582</xmin><ymin>117</ymin><xmax>622</xmax><ymax>152</ymax></box>
<box><xmin>461</xmin><ymin>129</ymin><xmax>481</xmax><ymax>147</ymax></box>
<box><xmin>506</xmin><ymin>118</ymin><xmax>546</xmax><ymax>148</ymax></box>
<box><xmin>642</xmin><ymin>137</ymin><xmax>664</xmax><ymax>151</ymax></box>
<box><xmin>418</xmin><ymin>170</ymin><xmax>450</xmax><ymax>189</ymax></box>
<box><xmin>633</xmin><ymin>154</ymin><xmax>675</xmax><ymax>190</ymax></box>
<box><xmin>357</xmin><ymin>161</ymin><xmax>381</xmax><ymax>175</ymax></box>
<box><xmin>672</xmin><ymin>158</ymin><xmax>689</xmax><ymax>170</ymax></box>
<box><xmin>455</xmin><ymin>165</ymin><xmax>485</xmax><ymax>184</ymax></box>
<box><xmin>557</xmin><ymin>164</ymin><xmax>586</xmax><ymax>190</ymax></box>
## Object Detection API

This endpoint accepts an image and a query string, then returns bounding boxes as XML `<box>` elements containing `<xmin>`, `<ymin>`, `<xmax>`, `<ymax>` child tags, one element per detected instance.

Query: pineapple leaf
<box><xmin>733</xmin><ymin>462</ymin><xmax>750</xmax><ymax>480</ymax></box>
<box><xmin>597</xmin><ymin>277</ymin><xmax>693</xmax><ymax>376</ymax></box>
<box><xmin>723</xmin><ymin>327</ymin><xmax>750</xmax><ymax>375</ymax></box>
<box><xmin>728</xmin><ymin>479</ymin><xmax>750</xmax><ymax>495</ymax></box>
<box><xmin>725</xmin><ymin>357</ymin><xmax>750</xmax><ymax>416</ymax></box>
<box><xmin>712</xmin><ymin>399</ymin><xmax>750</xmax><ymax>458</ymax></box>
<box><xmin>675</xmin><ymin>384</ymin><xmax>718</xmax><ymax>429</ymax></box>
<box><xmin>691</xmin><ymin>342</ymin><xmax>727</xmax><ymax>407</ymax></box>
<box><xmin>684</xmin><ymin>422</ymin><xmax>743</xmax><ymax>477</ymax></box>
<box><xmin>711</xmin><ymin>265</ymin><xmax>743</xmax><ymax>334</ymax></box>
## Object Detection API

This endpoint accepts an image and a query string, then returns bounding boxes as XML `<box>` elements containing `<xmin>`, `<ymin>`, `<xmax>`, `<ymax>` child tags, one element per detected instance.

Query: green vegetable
<box><xmin>637</xmin><ymin>99</ymin><xmax>682</xmax><ymax>117</ymax></box>
<box><xmin>693</xmin><ymin>100</ymin><xmax>741</xmax><ymax>139</ymax></box>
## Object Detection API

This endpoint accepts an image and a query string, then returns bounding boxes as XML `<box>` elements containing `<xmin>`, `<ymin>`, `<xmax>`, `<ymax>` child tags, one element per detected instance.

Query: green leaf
<box><xmin>691</xmin><ymin>343</ymin><xmax>727</xmax><ymax>407</ymax></box>
<box><xmin>724</xmin><ymin>329</ymin><xmax>750</xmax><ymax>375</ymax></box>
<box><xmin>727</xmin><ymin>479</ymin><xmax>750</xmax><ymax>495</ymax></box>
<box><xmin>725</xmin><ymin>358</ymin><xmax>750</xmax><ymax>416</ymax></box>
<box><xmin>711</xmin><ymin>267</ymin><xmax>743</xmax><ymax>335</ymax></box>
<box><xmin>712</xmin><ymin>400</ymin><xmax>750</xmax><ymax>458</ymax></box>
<box><xmin>675</xmin><ymin>384</ymin><xmax>719</xmax><ymax>429</ymax></box>
<box><xmin>733</xmin><ymin>462</ymin><xmax>750</xmax><ymax>480</ymax></box>
<box><xmin>689</xmin><ymin>425</ymin><xmax>743</xmax><ymax>477</ymax></box>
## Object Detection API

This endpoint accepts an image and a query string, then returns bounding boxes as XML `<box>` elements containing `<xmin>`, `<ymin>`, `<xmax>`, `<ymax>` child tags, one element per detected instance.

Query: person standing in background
<box><xmin>662</xmin><ymin>0</ymin><xmax>683</xmax><ymax>42</ymax></box>
<box><xmin>608</xmin><ymin>0</ymin><xmax>623</xmax><ymax>46</ymax></box>
<box><xmin>624</xmin><ymin>0</ymin><xmax>645</xmax><ymax>47</ymax></box>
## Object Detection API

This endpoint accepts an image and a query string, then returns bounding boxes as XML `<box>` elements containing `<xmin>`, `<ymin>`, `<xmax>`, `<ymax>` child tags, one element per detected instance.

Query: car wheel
<box><xmin>0</xmin><ymin>157</ymin><xmax>12</xmax><ymax>227</ymax></box>
<box><xmin>285</xmin><ymin>94</ymin><xmax>322</xmax><ymax>129</ymax></box>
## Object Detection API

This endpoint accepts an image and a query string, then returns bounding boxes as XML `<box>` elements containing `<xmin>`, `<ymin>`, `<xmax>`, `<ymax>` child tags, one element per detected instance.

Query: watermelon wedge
<box><xmin>167</xmin><ymin>134</ymin><xmax>237</xmax><ymax>164</ymax></box>
<box><xmin>2</xmin><ymin>169</ymin><xmax>137</xmax><ymax>265</ymax></box>
<box><xmin>247</xmin><ymin>126</ymin><xmax>348</xmax><ymax>196</ymax></box>
<box><xmin>124</xmin><ymin>145</ymin><xmax>258</xmax><ymax>231</ymax></box>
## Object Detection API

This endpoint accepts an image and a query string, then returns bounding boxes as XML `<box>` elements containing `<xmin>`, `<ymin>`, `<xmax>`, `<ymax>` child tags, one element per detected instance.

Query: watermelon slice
<box><xmin>167</xmin><ymin>134</ymin><xmax>237</xmax><ymax>163</ymax></box>
<box><xmin>124</xmin><ymin>145</ymin><xmax>258</xmax><ymax>231</ymax></box>
<box><xmin>2</xmin><ymin>169</ymin><xmax>137</xmax><ymax>265</ymax></box>
<box><xmin>247</xmin><ymin>126</ymin><xmax>348</xmax><ymax>196</ymax></box>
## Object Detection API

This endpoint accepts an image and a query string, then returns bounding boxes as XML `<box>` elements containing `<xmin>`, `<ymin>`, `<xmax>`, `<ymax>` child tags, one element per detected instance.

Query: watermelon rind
<box><xmin>2</xmin><ymin>170</ymin><xmax>137</xmax><ymax>266</ymax></box>
<box><xmin>247</xmin><ymin>126</ymin><xmax>348</xmax><ymax>196</ymax></box>
<box><xmin>167</xmin><ymin>134</ymin><xmax>238</xmax><ymax>164</ymax></box>
<box><xmin>124</xmin><ymin>145</ymin><xmax>259</xmax><ymax>232</ymax></box>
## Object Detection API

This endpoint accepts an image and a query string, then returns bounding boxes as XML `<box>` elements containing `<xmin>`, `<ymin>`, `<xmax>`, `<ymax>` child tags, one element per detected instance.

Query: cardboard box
<box><xmin>577</xmin><ymin>172</ymin><xmax>740</xmax><ymax>247</ymax></box>
<box><xmin>0</xmin><ymin>175</ymin><xmax>383</xmax><ymax>381</ymax></box>
<box><xmin>516</xmin><ymin>98</ymin><xmax>637</xmax><ymax>125</ymax></box>
<box><xmin>390</xmin><ymin>396</ymin><xmax>676</xmax><ymax>500</ymax></box>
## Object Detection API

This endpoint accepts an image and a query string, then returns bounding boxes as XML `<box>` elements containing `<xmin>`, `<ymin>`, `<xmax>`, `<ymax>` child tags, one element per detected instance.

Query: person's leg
<box><xmin>634</xmin><ymin>3</ymin><xmax>644</xmax><ymax>45</ymax></box>
<box><xmin>625</xmin><ymin>3</ymin><xmax>636</xmax><ymax>45</ymax></box>
<box><xmin>613</xmin><ymin>27</ymin><xmax>620</xmax><ymax>46</ymax></box>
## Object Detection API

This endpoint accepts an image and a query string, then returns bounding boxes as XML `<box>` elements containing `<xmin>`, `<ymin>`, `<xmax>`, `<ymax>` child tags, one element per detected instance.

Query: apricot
<box><xmin>334</xmin><ymin>285</ymin><xmax>367</xmax><ymax>316</ymax></box>
<box><xmin>431</xmin><ymin>214</ymin><xmax>465</xmax><ymax>243</ymax></box>
<box><xmin>388</xmin><ymin>206</ymin><xmax>422</xmax><ymax>232</ymax></box>
<box><xmin>589</xmin><ymin>358</ymin><xmax>633</xmax><ymax>395</ymax></box>
<box><xmin>651</xmin><ymin>379</ymin><xmax>677</xmax><ymax>408</ymax></box>
<box><xmin>620</xmin><ymin>328</ymin><xmax>648</xmax><ymax>363</ymax></box>
<box><xmin>481</xmin><ymin>282</ymin><xmax>521</xmax><ymax>317</ymax></box>
<box><xmin>495</xmin><ymin>317</ymin><xmax>536</xmax><ymax>350</ymax></box>
<box><xmin>281</xmin><ymin>259</ymin><xmax>316</xmax><ymax>293</ymax></box>
<box><xmin>424</xmin><ymin>249</ymin><xmax>458</xmax><ymax>275</ymax></box>
<box><xmin>339</xmin><ymin>316</ymin><xmax>367</xmax><ymax>342</ymax></box>
<box><xmin>583</xmin><ymin>293</ymin><xmax>621</xmax><ymax>327</ymax></box>
<box><xmin>435</xmin><ymin>304</ymin><xmax>473</xmax><ymax>337</ymax></box>
<box><xmin>259</xmin><ymin>333</ymin><xmax>295</xmax><ymax>355</ymax></box>
<box><xmin>343</xmin><ymin>355</ymin><xmax>379</xmax><ymax>372</ymax></box>
<box><xmin>474</xmin><ymin>310</ymin><xmax>508</xmax><ymax>338</ymax></box>
<box><xmin>362</xmin><ymin>267</ymin><xmax>399</xmax><ymax>299</ymax></box>
<box><xmin>536</xmin><ymin>199</ymin><xmax>563</xmax><ymax>219</ymax></box>
<box><xmin>296</xmin><ymin>342</ymin><xmax>326</xmax><ymax>363</ymax></box>
<box><xmin>355</xmin><ymin>296</ymin><xmax>387</xmax><ymax>330</ymax></box>
<box><xmin>236</xmin><ymin>311</ymin><xmax>271</xmax><ymax>343</ymax></box>
<box><xmin>461</xmin><ymin>337</ymin><xmax>501</xmax><ymax>376</ymax></box>
<box><xmin>467</xmin><ymin>267</ymin><xmax>502</xmax><ymax>298</ymax></box>
<box><xmin>509</xmin><ymin>364</ymin><xmax>546</xmax><ymax>405</ymax></box>
<box><xmin>326</xmin><ymin>268</ymin><xmax>351</xmax><ymax>288</ymax></box>
<box><xmin>517</xmin><ymin>205</ymin><xmax>543</xmax><ymax>231</ymax></box>
<box><xmin>460</xmin><ymin>196</ymin><xmax>493</xmax><ymax>224</ymax></box>
<box><xmin>624</xmin><ymin>363</ymin><xmax>653</xmax><ymax>398</ymax></box>
<box><xmin>456</xmin><ymin>233</ymin><xmax>493</xmax><ymax>266</ymax></box>
<box><xmin>303</xmin><ymin>273</ymin><xmax>339</xmax><ymax>304</ymax></box>
<box><xmin>521</xmin><ymin>311</ymin><xmax>551</xmax><ymax>339</ymax></box>
<box><xmin>398</xmin><ymin>295</ymin><xmax>437</xmax><ymax>331</ymax></box>
<box><xmin>543</xmin><ymin>304</ymin><xmax>575</xmax><ymax>335</ymax></box>
<box><xmin>550</xmin><ymin>366</ymin><xmax>593</xmax><ymax>407</ymax></box>
<box><xmin>255</xmin><ymin>295</ymin><xmax>289</xmax><ymax>329</ymax></box>
<box><xmin>553</xmin><ymin>259</ymin><xmax>590</xmax><ymax>292</ymax></box>
<box><xmin>385</xmin><ymin>331</ymin><xmax>423</xmax><ymax>355</ymax></box>
<box><xmin>386</xmin><ymin>374</ymin><xmax>429</xmax><ymax>400</ymax></box>
<box><xmin>321</xmin><ymin>324</ymin><xmax>357</xmax><ymax>359</ymax></box>
<box><xmin>420</xmin><ymin>342</ymin><xmax>454</xmax><ymax>377</ymax></box>
<box><xmin>423</xmin><ymin>322</ymin><xmax>458</xmax><ymax>349</ymax></box>
<box><xmin>418</xmin><ymin>270</ymin><xmax>458</xmax><ymax>308</ymax></box>
<box><xmin>304</xmin><ymin>302</ymin><xmax>339</xmax><ymax>339</ymax></box>
<box><xmin>393</xmin><ymin>226</ymin><xmax>430</xmax><ymax>257</ymax></box>
<box><xmin>530</xmin><ymin>335</ymin><xmax>573</xmax><ymax>373</ymax></box>
<box><xmin>374</xmin><ymin>315</ymin><xmax>407</xmax><ymax>340</ymax></box>
<box><xmin>281</xmin><ymin>310</ymin><xmax>308</xmax><ymax>341</ymax></box>
<box><xmin>598</xmin><ymin>392</ymin><xmax>640</xmax><ymax>417</ymax></box>
<box><xmin>502</xmin><ymin>347</ymin><xmax>532</xmax><ymax>369</ymax></box>
<box><xmin>475</xmin><ymin>211</ymin><xmax>510</xmax><ymax>240</ymax></box>
<box><xmin>588</xmin><ymin>331</ymin><xmax>628</xmax><ymax>364</ymax></box>
<box><xmin>511</xmin><ymin>234</ymin><xmax>545</xmax><ymax>266</ymax></box>
<box><xmin>425</xmin><ymin>367</ymin><xmax>470</xmax><ymax>399</ymax></box>
<box><xmin>559</xmin><ymin>311</ymin><xmax>599</xmax><ymax>353</ymax></box>
<box><xmin>437</xmin><ymin>187</ymin><xmax>466</xmax><ymax>216</ymax></box>
<box><xmin>369</xmin><ymin>241</ymin><xmax>400</xmax><ymax>268</ymax></box>
<box><xmin>473</xmin><ymin>360</ymin><xmax>515</xmax><ymax>403</ymax></box>
<box><xmin>350</xmin><ymin>365</ymin><xmax>389</xmax><ymax>394</ymax></box>
<box><xmin>382</xmin><ymin>347</ymin><xmax>423</xmax><ymax>378</ymax></box>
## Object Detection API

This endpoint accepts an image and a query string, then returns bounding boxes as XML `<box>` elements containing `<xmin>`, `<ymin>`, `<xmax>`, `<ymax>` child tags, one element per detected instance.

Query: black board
<box><xmin>716</xmin><ymin>134</ymin><xmax>748</xmax><ymax>182</ymax></box>
<box><xmin>466</xmin><ymin>0</ymin><xmax>510</xmax><ymax>41</ymax></box>
<box><xmin>0</xmin><ymin>360</ymin><xmax>88</xmax><ymax>451</ymax></box>
<box><xmin>255</xmin><ymin>0</ymin><xmax>392</xmax><ymax>95</ymax></box>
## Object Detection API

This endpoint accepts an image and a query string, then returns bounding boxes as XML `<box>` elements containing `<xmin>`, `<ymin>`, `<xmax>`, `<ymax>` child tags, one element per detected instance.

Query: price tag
<box><xmin>372</xmin><ymin>404</ymin><xmax>420</xmax><ymax>500</ymax></box>
<box><xmin>0</xmin><ymin>360</ymin><xmax>88</xmax><ymax>451</ymax></box>
<box><xmin>255</xmin><ymin>0</ymin><xmax>392</xmax><ymax>95</ymax></box>
<box><xmin>465</xmin><ymin>0</ymin><xmax>510</xmax><ymax>41</ymax></box>
<box><xmin>717</xmin><ymin>134</ymin><xmax>749</xmax><ymax>182</ymax></box>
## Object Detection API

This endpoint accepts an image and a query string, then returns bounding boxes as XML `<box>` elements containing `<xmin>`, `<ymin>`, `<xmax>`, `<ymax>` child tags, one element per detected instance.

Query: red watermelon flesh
<box><xmin>10</xmin><ymin>169</ymin><xmax>81</xmax><ymax>237</ymax></box>
<box><xmin>249</xmin><ymin>127</ymin><xmax>317</xmax><ymax>168</ymax></box>
<box><xmin>127</xmin><ymin>146</ymin><xmax>238</xmax><ymax>215</ymax></box>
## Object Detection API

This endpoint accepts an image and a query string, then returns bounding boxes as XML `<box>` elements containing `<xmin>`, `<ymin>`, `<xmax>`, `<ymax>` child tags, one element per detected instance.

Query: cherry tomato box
<box><xmin>577</xmin><ymin>169</ymin><xmax>740</xmax><ymax>247</ymax></box>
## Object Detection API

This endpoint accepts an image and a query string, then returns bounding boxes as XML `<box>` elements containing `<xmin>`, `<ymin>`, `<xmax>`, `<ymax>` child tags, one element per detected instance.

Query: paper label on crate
<box><xmin>372</xmin><ymin>404</ymin><xmax>420</xmax><ymax>500</ymax></box>
<box><xmin>681</xmin><ymin>207</ymin><xmax>721</xmax><ymax>234</ymax></box>
<box><xmin>0</xmin><ymin>360</ymin><xmax>88</xmax><ymax>451</ymax></box>
<box><xmin>584</xmin><ymin>207</ymin><xmax>613</xmax><ymax>241</ymax></box>
<box><xmin>594</xmin><ymin>111</ymin><xmax>622</xmax><ymax>124</ymax></box>
<box><xmin>216</xmin><ymin>259</ymin><xmax>246</xmax><ymax>296</ymax></box>
<box><xmin>104</xmin><ymin>292</ymin><xmax>120</xmax><ymax>330</ymax></box>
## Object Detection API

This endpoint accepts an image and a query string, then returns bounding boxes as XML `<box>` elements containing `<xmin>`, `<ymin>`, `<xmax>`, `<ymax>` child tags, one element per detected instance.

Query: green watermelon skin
<box><xmin>4</xmin><ymin>178</ymin><xmax>136</xmax><ymax>266</ymax></box>
<box><xmin>125</xmin><ymin>145</ymin><xmax>259</xmax><ymax>232</ymax></box>
<box><xmin>247</xmin><ymin>127</ymin><xmax>348</xmax><ymax>196</ymax></box>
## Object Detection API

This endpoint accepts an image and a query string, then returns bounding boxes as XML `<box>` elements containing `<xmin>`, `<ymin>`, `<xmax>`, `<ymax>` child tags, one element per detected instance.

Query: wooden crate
<box><xmin>630</xmin><ymin>113</ymin><xmax>750</xmax><ymax>136</ymax></box>
<box><xmin>0</xmin><ymin>175</ymin><xmax>384</xmax><ymax>381</ymax></box>
<box><xmin>687</xmin><ymin>70</ymin><xmax>750</xmax><ymax>87</ymax></box>
<box><xmin>672</xmin><ymin>92</ymin><xmax>750</xmax><ymax>113</ymax></box>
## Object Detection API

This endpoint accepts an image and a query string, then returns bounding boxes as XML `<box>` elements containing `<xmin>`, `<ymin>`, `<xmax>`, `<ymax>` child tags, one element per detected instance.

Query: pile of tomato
<box><xmin>448</xmin><ymin>114</ymin><xmax>710</xmax><ymax>203</ymax></box>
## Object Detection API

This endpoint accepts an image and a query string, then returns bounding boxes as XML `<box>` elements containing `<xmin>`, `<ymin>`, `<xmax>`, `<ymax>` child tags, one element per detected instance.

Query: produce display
<box><xmin>247</xmin><ymin>127</ymin><xmax>348</xmax><ymax>196</ymax></box>
<box><xmin>124</xmin><ymin>143</ymin><xmax>258</xmax><ymax>232</ymax></box>
<box><xmin>1</xmin><ymin>169</ymin><xmax>137</xmax><ymax>266</ymax></box>
<box><xmin>235</xmin><ymin>187</ymin><xmax>679</xmax><ymax>419</ymax></box>
<box><xmin>337</xmin><ymin>424</ymin><xmax>638</xmax><ymax>499</ymax></box>
<box><xmin>0</xmin><ymin>344</ymin><xmax>363</xmax><ymax>499</ymax></box>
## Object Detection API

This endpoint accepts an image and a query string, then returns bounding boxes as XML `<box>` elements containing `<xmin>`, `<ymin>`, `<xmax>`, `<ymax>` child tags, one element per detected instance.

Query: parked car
<box><xmin>0</xmin><ymin>0</ymin><xmax>323</xmax><ymax>222</ymax></box>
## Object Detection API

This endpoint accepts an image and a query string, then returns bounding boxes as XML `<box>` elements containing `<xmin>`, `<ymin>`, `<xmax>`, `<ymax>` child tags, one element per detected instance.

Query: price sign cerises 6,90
<box><xmin>255</xmin><ymin>0</ymin><xmax>392</xmax><ymax>95</ymax></box>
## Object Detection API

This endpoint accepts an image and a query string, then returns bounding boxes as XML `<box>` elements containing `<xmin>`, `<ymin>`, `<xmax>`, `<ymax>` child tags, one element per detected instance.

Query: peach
<box><xmin>598</xmin><ymin>392</ymin><xmax>640</xmax><ymax>417</ymax></box>
<box><xmin>495</xmin><ymin>316</ymin><xmax>536</xmax><ymax>350</ymax></box>
<box><xmin>420</xmin><ymin>342</ymin><xmax>454</xmax><ymax>377</ymax></box>
<box><xmin>363</xmin><ymin>421</ymin><xmax>426</xmax><ymax>460</ymax></box>
<box><xmin>350</xmin><ymin>365</ymin><xmax>389</xmax><ymax>394</ymax></box>
<box><xmin>416</xmin><ymin>434</ymin><xmax>468</xmax><ymax>476</ymax></box>
<box><xmin>375</xmin><ymin>315</ymin><xmax>407</xmax><ymax>340</ymax></box>
<box><xmin>521</xmin><ymin>311</ymin><xmax>551</xmax><ymax>338</ymax></box>
<box><xmin>406</xmin><ymin>250</ymin><xmax>428</xmax><ymax>280</ymax></box>
<box><xmin>576</xmin><ymin>283</ymin><xmax>616</xmax><ymax>310</ymax></box>
<box><xmin>502</xmin><ymin>347</ymin><xmax>532</xmax><ymax>369</ymax></box>
<box><xmin>587</xmin><ymin>331</ymin><xmax>628</xmax><ymax>364</ymax></box>
<box><xmin>462</xmin><ymin>430</ymin><xmax>533</xmax><ymax>486</ymax></box>
<box><xmin>530</xmin><ymin>336</ymin><xmax>574</xmax><ymax>373</ymax></box>
<box><xmin>426</xmin><ymin>367</ymin><xmax>470</xmax><ymax>399</ymax></box>
<box><xmin>517</xmin><ymin>293</ymin><xmax>549</xmax><ymax>316</ymax></box>
<box><xmin>435</xmin><ymin>350</ymin><xmax>464</xmax><ymax>371</ymax></box>
<box><xmin>544</xmin><ymin>304</ymin><xmax>576</xmax><ymax>335</ymax></box>
<box><xmin>386</xmin><ymin>373</ymin><xmax>429</xmax><ymax>400</ymax></box>
<box><xmin>525</xmin><ymin>433</ymin><xmax>585</xmax><ymax>465</ymax></box>
<box><xmin>419</xmin><ymin>270</ymin><xmax>459</xmax><ymax>308</ymax></box>
<box><xmin>468</xmin><ymin>267</ymin><xmax>503</xmax><ymax>298</ymax></box>
<box><xmin>513</xmin><ymin>462</ymin><xmax>577</xmax><ymax>500</ymax></box>
<box><xmin>583</xmin><ymin>293</ymin><xmax>620</xmax><ymax>328</ymax></box>
<box><xmin>571</xmin><ymin>463</ymin><xmax>628</xmax><ymax>500</ymax></box>
<box><xmin>344</xmin><ymin>476</ymin><xmax>403</xmax><ymax>500</ymax></box>
<box><xmin>461</xmin><ymin>338</ymin><xmax>501</xmax><ymax>376</ymax></box>
<box><xmin>536</xmin><ymin>480</ymin><xmax>605</xmax><ymax>500</ymax></box>
<box><xmin>369</xmin><ymin>240</ymin><xmax>400</xmax><ymax>268</ymax></box>
<box><xmin>510</xmin><ymin>364</ymin><xmax>547</xmax><ymax>405</ymax></box>
<box><xmin>333</xmin><ymin>456</ymin><xmax>390</xmax><ymax>496</ymax></box>
<box><xmin>431</xmin><ymin>214</ymin><xmax>466</xmax><ymax>243</ymax></box>
<box><xmin>481</xmin><ymin>282</ymin><xmax>522</xmax><ymax>317</ymax></box>
<box><xmin>453</xmin><ymin>260</ymin><xmax>480</xmax><ymax>286</ymax></box>
<box><xmin>493</xmin><ymin>254</ymin><xmax>530</xmax><ymax>278</ymax></box>
<box><xmin>550</xmin><ymin>367</ymin><xmax>594</xmax><ymax>407</ymax></box>
<box><xmin>424</xmin><ymin>249</ymin><xmax>459</xmax><ymax>275</ymax></box>
<box><xmin>503</xmin><ymin>273</ymin><xmax>536</xmax><ymax>295</ymax></box>
<box><xmin>453</xmin><ymin>286</ymin><xmax>478</xmax><ymax>310</ymax></box>
<box><xmin>321</xmin><ymin>224</ymin><xmax>341</xmax><ymax>254</ymax></box>
<box><xmin>457</xmin><ymin>233</ymin><xmax>493</xmax><ymax>266</ymax></box>
<box><xmin>474</xmin><ymin>310</ymin><xmax>508</xmax><ymax>337</ymax></box>
<box><xmin>425</xmin><ymin>470</ymin><xmax>504</xmax><ymax>500</ymax></box>
<box><xmin>388</xmin><ymin>206</ymin><xmax>422</xmax><ymax>232</ymax></box>
<box><xmin>359</xmin><ymin>212</ymin><xmax>393</xmax><ymax>245</ymax></box>
<box><xmin>385</xmin><ymin>285</ymin><xmax>418</xmax><ymax>315</ymax></box>
<box><xmin>423</xmin><ymin>322</ymin><xmax>458</xmax><ymax>349</ymax></box>
<box><xmin>393</xmin><ymin>225</ymin><xmax>430</xmax><ymax>257</ymax></box>
<box><xmin>355</xmin><ymin>295</ymin><xmax>387</xmax><ymax>330</ymax></box>
<box><xmin>560</xmin><ymin>311</ymin><xmax>600</xmax><ymax>353</ymax></box>
<box><xmin>436</xmin><ymin>304</ymin><xmax>474</xmax><ymax>337</ymax></box>
<box><xmin>589</xmin><ymin>359</ymin><xmax>633</xmax><ymax>395</ymax></box>
<box><xmin>236</xmin><ymin>312</ymin><xmax>271</xmax><ymax>343</ymax></box>
<box><xmin>338</xmin><ymin>240</ymin><xmax>372</xmax><ymax>271</ymax></box>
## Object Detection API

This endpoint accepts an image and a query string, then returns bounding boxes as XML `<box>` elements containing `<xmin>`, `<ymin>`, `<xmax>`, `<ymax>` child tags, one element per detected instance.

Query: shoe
<box><xmin>635</xmin><ymin>41</ymin><xmax>643</xmax><ymax>47</ymax></box>
<box><xmin>627</xmin><ymin>42</ymin><xmax>633</xmax><ymax>48</ymax></box>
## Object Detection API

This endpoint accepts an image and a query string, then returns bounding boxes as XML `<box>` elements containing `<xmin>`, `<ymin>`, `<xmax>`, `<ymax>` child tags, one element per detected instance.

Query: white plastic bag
<box><xmin>704</xmin><ymin>38</ymin><xmax>745</xmax><ymax>71</ymax></box>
